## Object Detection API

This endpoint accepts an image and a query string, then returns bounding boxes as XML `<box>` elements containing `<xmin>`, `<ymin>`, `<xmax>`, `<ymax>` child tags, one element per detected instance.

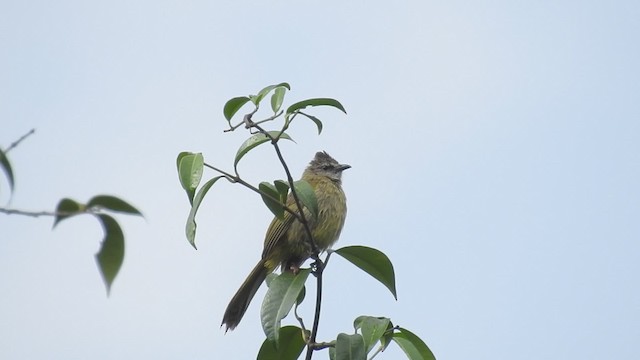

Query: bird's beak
<box><xmin>338</xmin><ymin>164</ymin><xmax>351</xmax><ymax>171</ymax></box>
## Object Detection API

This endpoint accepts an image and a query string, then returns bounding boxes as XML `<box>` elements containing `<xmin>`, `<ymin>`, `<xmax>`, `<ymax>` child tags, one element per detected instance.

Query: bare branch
<box><xmin>251</xmin><ymin>110</ymin><xmax>283</xmax><ymax>127</ymax></box>
<box><xmin>4</xmin><ymin>128</ymin><xmax>36</xmax><ymax>153</ymax></box>
<box><xmin>0</xmin><ymin>207</ymin><xmax>93</xmax><ymax>218</ymax></box>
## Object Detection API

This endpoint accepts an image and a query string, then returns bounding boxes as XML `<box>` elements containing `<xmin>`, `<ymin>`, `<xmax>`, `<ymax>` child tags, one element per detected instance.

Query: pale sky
<box><xmin>2</xmin><ymin>1</ymin><xmax>639</xmax><ymax>359</ymax></box>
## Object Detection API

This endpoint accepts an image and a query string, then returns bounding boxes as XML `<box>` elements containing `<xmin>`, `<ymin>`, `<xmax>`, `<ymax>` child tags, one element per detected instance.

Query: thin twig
<box><xmin>223</xmin><ymin>105</ymin><xmax>267</xmax><ymax>132</ymax></box>
<box><xmin>305</xmin><ymin>265</ymin><xmax>324</xmax><ymax>360</ymax></box>
<box><xmin>251</xmin><ymin>111</ymin><xmax>283</xmax><ymax>127</ymax></box>
<box><xmin>304</xmin><ymin>251</ymin><xmax>334</xmax><ymax>360</ymax></box>
<box><xmin>0</xmin><ymin>207</ymin><xmax>91</xmax><ymax>217</ymax></box>
<box><xmin>223</xmin><ymin>106</ymin><xmax>315</xmax><ymax>247</ymax></box>
<box><xmin>309</xmin><ymin>341</ymin><xmax>335</xmax><ymax>350</ymax></box>
<box><xmin>202</xmin><ymin>162</ymin><xmax>304</xmax><ymax>224</ymax></box>
<box><xmin>4</xmin><ymin>128</ymin><xmax>36</xmax><ymax>153</ymax></box>
<box><xmin>0</xmin><ymin>208</ymin><xmax>59</xmax><ymax>217</ymax></box>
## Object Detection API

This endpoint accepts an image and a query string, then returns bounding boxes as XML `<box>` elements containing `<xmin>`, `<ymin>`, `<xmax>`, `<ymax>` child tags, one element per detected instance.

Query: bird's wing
<box><xmin>261</xmin><ymin>212</ymin><xmax>295</xmax><ymax>260</ymax></box>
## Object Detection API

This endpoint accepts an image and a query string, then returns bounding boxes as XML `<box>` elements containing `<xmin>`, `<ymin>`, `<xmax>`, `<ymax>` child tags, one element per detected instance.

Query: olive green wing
<box><xmin>261</xmin><ymin>211</ymin><xmax>296</xmax><ymax>260</ymax></box>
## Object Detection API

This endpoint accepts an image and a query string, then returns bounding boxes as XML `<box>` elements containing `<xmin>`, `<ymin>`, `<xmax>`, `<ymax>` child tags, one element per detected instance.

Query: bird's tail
<box><xmin>222</xmin><ymin>259</ymin><xmax>269</xmax><ymax>331</ymax></box>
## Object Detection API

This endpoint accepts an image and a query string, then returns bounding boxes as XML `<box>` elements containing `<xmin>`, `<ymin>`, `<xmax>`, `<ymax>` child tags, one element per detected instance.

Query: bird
<box><xmin>222</xmin><ymin>151</ymin><xmax>350</xmax><ymax>331</ymax></box>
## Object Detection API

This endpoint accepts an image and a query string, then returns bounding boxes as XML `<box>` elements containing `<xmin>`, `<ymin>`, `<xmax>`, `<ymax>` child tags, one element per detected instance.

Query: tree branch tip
<box><xmin>4</xmin><ymin>128</ymin><xmax>37</xmax><ymax>153</ymax></box>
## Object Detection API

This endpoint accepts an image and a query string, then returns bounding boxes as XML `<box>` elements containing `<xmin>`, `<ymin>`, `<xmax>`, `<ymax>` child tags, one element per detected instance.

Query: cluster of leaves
<box><xmin>258</xmin><ymin>319</ymin><xmax>433</xmax><ymax>360</ymax></box>
<box><xmin>177</xmin><ymin>82</ymin><xmax>345</xmax><ymax>249</ymax></box>
<box><xmin>256</xmin><ymin>247</ymin><xmax>433</xmax><ymax>360</ymax></box>
<box><xmin>0</xmin><ymin>132</ymin><xmax>142</xmax><ymax>294</ymax></box>
<box><xmin>53</xmin><ymin>195</ymin><xmax>142</xmax><ymax>294</ymax></box>
<box><xmin>176</xmin><ymin>83</ymin><xmax>436</xmax><ymax>360</ymax></box>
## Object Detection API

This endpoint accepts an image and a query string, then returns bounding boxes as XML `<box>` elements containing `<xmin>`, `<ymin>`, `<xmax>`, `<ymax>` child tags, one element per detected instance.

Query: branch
<box><xmin>0</xmin><ymin>207</ymin><xmax>91</xmax><ymax>217</ymax></box>
<box><xmin>224</xmin><ymin>104</ymin><xmax>332</xmax><ymax>359</ymax></box>
<box><xmin>273</xmin><ymin>141</ymin><xmax>319</xmax><ymax>257</ymax></box>
<box><xmin>309</xmin><ymin>341</ymin><xmax>335</xmax><ymax>350</ymax></box>
<box><xmin>240</xmin><ymin>111</ymin><xmax>327</xmax><ymax>360</ymax></box>
<box><xmin>204</xmin><ymin>155</ymin><xmax>328</xmax><ymax>360</ymax></box>
<box><xmin>223</xmin><ymin>106</ymin><xmax>283</xmax><ymax>133</ymax></box>
<box><xmin>251</xmin><ymin>122</ymin><xmax>319</xmax><ymax>258</ymax></box>
<box><xmin>224</xmin><ymin>107</ymin><xmax>258</xmax><ymax>132</ymax></box>
<box><xmin>4</xmin><ymin>128</ymin><xmax>36</xmax><ymax>153</ymax></box>
<box><xmin>251</xmin><ymin>110</ymin><xmax>283</xmax><ymax>127</ymax></box>
<box><xmin>202</xmin><ymin>162</ymin><xmax>305</xmax><ymax>224</ymax></box>
<box><xmin>304</xmin><ymin>251</ymin><xmax>333</xmax><ymax>359</ymax></box>
<box><xmin>224</xmin><ymin>106</ymin><xmax>317</xmax><ymax>254</ymax></box>
<box><xmin>305</xmin><ymin>265</ymin><xmax>324</xmax><ymax>360</ymax></box>
<box><xmin>204</xmin><ymin>156</ymin><xmax>326</xmax><ymax>358</ymax></box>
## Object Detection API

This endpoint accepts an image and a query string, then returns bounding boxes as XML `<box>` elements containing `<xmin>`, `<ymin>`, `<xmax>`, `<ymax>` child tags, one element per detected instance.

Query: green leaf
<box><xmin>176</xmin><ymin>151</ymin><xmax>193</xmax><ymax>172</ymax></box>
<box><xmin>260</xmin><ymin>182</ymin><xmax>286</xmax><ymax>220</ymax></box>
<box><xmin>0</xmin><ymin>148</ymin><xmax>14</xmax><ymax>195</ymax></box>
<box><xmin>292</xmin><ymin>180</ymin><xmax>317</xmax><ymax>219</ymax></box>
<box><xmin>52</xmin><ymin>198</ymin><xmax>84</xmax><ymax>228</ymax></box>
<box><xmin>257</xmin><ymin>326</ymin><xmax>305</xmax><ymax>360</ymax></box>
<box><xmin>87</xmin><ymin>195</ymin><xmax>143</xmax><ymax>216</ymax></box>
<box><xmin>299</xmin><ymin>113</ymin><xmax>324</xmax><ymax>134</ymax></box>
<box><xmin>95</xmin><ymin>214</ymin><xmax>125</xmax><ymax>295</ymax></box>
<box><xmin>265</xmin><ymin>273</ymin><xmax>306</xmax><ymax>308</ymax></box>
<box><xmin>274</xmin><ymin>180</ymin><xmax>290</xmax><ymax>203</ymax></box>
<box><xmin>334</xmin><ymin>246</ymin><xmax>397</xmax><ymax>299</ymax></box>
<box><xmin>296</xmin><ymin>285</ymin><xmax>306</xmax><ymax>306</ymax></box>
<box><xmin>392</xmin><ymin>328</ymin><xmax>436</xmax><ymax>360</ymax></box>
<box><xmin>271</xmin><ymin>86</ymin><xmax>287</xmax><ymax>113</ymax></box>
<box><xmin>186</xmin><ymin>176</ymin><xmax>223</xmax><ymax>249</ymax></box>
<box><xmin>261</xmin><ymin>269</ymin><xmax>310</xmax><ymax>344</ymax></box>
<box><xmin>223</xmin><ymin>96</ymin><xmax>251</xmax><ymax>121</ymax></box>
<box><xmin>265</xmin><ymin>273</ymin><xmax>278</xmax><ymax>287</ymax></box>
<box><xmin>335</xmin><ymin>333</ymin><xmax>366</xmax><ymax>360</ymax></box>
<box><xmin>254</xmin><ymin>82</ymin><xmax>290</xmax><ymax>106</ymax></box>
<box><xmin>234</xmin><ymin>132</ymin><xmax>293</xmax><ymax>169</ymax></box>
<box><xmin>353</xmin><ymin>316</ymin><xmax>391</xmax><ymax>354</ymax></box>
<box><xmin>286</xmin><ymin>98</ymin><xmax>347</xmax><ymax>116</ymax></box>
<box><xmin>379</xmin><ymin>320</ymin><xmax>395</xmax><ymax>352</ymax></box>
<box><xmin>178</xmin><ymin>153</ymin><xmax>204</xmax><ymax>204</ymax></box>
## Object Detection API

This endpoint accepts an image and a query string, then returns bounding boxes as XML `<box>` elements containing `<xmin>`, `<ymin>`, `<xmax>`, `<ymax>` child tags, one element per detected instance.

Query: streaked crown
<box><xmin>306</xmin><ymin>151</ymin><xmax>351</xmax><ymax>181</ymax></box>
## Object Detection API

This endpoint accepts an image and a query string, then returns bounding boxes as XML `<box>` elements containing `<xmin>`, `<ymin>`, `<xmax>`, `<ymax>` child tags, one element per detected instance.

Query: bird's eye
<box><xmin>322</xmin><ymin>164</ymin><xmax>332</xmax><ymax>170</ymax></box>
